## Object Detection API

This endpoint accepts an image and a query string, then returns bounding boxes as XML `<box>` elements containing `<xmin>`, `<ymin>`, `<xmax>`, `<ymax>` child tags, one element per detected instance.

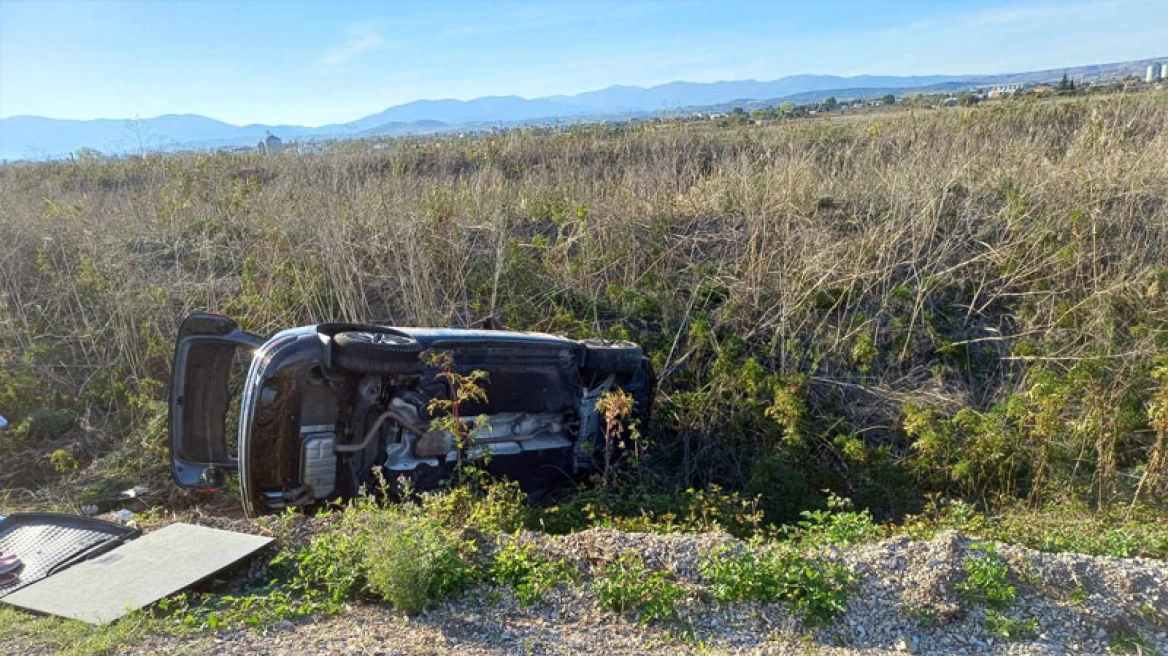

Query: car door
<box><xmin>169</xmin><ymin>313</ymin><xmax>265</xmax><ymax>490</ymax></box>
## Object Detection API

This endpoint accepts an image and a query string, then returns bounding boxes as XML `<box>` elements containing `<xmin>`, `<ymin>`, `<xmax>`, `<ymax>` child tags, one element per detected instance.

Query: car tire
<box><xmin>581</xmin><ymin>339</ymin><xmax>643</xmax><ymax>375</ymax></box>
<box><xmin>333</xmin><ymin>330</ymin><xmax>423</xmax><ymax>375</ymax></box>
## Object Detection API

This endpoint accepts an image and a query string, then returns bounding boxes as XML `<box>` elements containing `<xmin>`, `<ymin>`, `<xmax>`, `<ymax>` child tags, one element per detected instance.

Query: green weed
<box><xmin>361</xmin><ymin>507</ymin><xmax>476</xmax><ymax>615</ymax></box>
<box><xmin>593</xmin><ymin>555</ymin><xmax>688</xmax><ymax>624</ymax></box>
<box><xmin>782</xmin><ymin>494</ymin><xmax>883</xmax><ymax>548</ymax></box>
<box><xmin>983</xmin><ymin>609</ymin><xmax>1039</xmax><ymax>640</ymax></box>
<box><xmin>537</xmin><ymin>484</ymin><xmax>764</xmax><ymax>537</ymax></box>
<box><xmin>0</xmin><ymin>606</ymin><xmax>161</xmax><ymax>656</ymax></box>
<box><xmin>490</xmin><ymin>539</ymin><xmax>579</xmax><ymax>606</ymax></box>
<box><xmin>422</xmin><ymin>478</ymin><xmax>531</xmax><ymax>534</ymax></box>
<box><xmin>701</xmin><ymin>544</ymin><xmax>856</xmax><ymax>626</ymax></box>
<box><xmin>1108</xmin><ymin>628</ymin><xmax>1162</xmax><ymax>655</ymax></box>
<box><xmin>955</xmin><ymin>544</ymin><xmax>1016</xmax><ymax>608</ymax></box>
<box><xmin>1067</xmin><ymin>584</ymin><xmax>1090</xmax><ymax>605</ymax></box>
<box><xmin>904</xmin><ymin>498</ymin><xmax>1168</xmax><ymax>559</ymax></box>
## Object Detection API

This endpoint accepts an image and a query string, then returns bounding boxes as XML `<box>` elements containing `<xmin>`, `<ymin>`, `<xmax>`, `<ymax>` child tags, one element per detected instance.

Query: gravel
<box><xmin>95</xmin><ymin>527</ymin><xmax>1168</xmax><ymax>655</ymax></box>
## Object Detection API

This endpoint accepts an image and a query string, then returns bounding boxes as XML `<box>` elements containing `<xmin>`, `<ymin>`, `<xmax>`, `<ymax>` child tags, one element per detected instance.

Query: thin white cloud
<box><xmin>435</xmin><ymin>1</ymin><xmax>667</xmax><ymax>41</ymax></box>
<box><xmin>318</xmin><ymin>24</ymin><xmax>386</xmax><ymax>66</ymax></box>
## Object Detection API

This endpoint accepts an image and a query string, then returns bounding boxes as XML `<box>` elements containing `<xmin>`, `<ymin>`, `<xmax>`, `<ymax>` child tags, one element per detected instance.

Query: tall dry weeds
<box><xmin>1</xmin><ymin>94</ymin><xmax>1166</xmax><ymax>515</ymax></box>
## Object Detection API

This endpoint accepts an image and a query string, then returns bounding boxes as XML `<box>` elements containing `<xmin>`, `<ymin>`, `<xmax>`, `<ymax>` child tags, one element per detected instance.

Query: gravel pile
<box><xmin>117</xmin><ymin>528</ymin><xmax>1167</xmax><ymax>655</ymax></box>
<box><xmin>840</xmin><ymin>531</ymin><xmax>1167</xmax><ymax>655</ymax></box>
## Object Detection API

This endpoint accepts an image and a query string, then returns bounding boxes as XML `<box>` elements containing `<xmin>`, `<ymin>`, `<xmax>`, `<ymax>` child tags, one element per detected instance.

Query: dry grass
<box><xmin>1</xmin><ymin>93</ymin><xmax>1166</xmax><ymax>517</ymax></box>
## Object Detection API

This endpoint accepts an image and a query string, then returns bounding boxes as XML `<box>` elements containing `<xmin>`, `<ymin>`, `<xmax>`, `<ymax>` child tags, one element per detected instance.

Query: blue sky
<box><xmin>1</xmin><ymin>0</ymin><xmax>1164</xmax><ymax>126</ymax></box>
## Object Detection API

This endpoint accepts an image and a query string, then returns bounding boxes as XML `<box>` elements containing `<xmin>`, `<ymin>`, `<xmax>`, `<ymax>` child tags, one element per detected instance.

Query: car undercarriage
<box><xmin>169</xmin><ymin>314</ymin><xmax>654</xmax><ymax>516</ymax></box>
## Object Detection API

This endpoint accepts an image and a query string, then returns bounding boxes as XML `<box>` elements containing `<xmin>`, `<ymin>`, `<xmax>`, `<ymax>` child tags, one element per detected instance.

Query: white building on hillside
<box><xmin>987</xmin><ymin>83</ymin><xmax>1023</xmax><ymax>99</ymax></box>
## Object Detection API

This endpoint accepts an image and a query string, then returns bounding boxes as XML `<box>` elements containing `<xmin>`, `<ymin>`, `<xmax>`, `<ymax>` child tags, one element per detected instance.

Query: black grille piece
<box><xmin>0</xmin><ymin>513</ymin><xmax>139</xmax><ymax>598</ymax></box>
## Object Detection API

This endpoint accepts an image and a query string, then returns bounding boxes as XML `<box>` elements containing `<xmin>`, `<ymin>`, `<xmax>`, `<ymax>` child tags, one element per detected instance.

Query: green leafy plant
<box><xmin>983</xmin><ymin>610</ymin><xmax>1039</xmax><ymax>640</ymax></box>
<box><xmin>277</xmin><ymin>512</ymin><xmax>371</xmax><ymax>606</ymax></box>
<box><xmin>902</xmin><ymin>498</ymin><xmax>1168</xmax><ymax>560</ymax></box>
<box><xmin>1067</xmin><ymin>584</ymin><xmax>1090</xmax><ymax>605</ymax></box>
<box><xmin>783</xmin><ymin>494</ymin><xmax>883</xmax><ymax>548</ymax></box>
<box><xmin>48</xmin><ymin>448</ymin><xmax>79</xmax><ymax>473</ymax></box>
<box><xmin>362</xmin><ymin>507</ymin><xmax>475</xmax><ymax>615</ymax></box>
<box><xmin>535</xmin><ymin>484</ymin><xmax>763</xmax><ymax>538</ymax></box>
<box><xmin>422</xmin><ymin>348</ymin><xmax>489</xmax><ymax>478</ymax></box>
<box><xmin>950</xmin><ymin>543</ymin><xmax>1043</xmax><ymax>639</ymax></box>
<box><xmin>955</xmin><ymin>543</ymin><xmax>1016</xmax><ymax>608</ymax></box>
<box><xmin>422</xmin><ymin>477</ymin><xmax>530</xmax><ymax>534</ymax></box>
<box><xmin>490</xmin><ymin>539</ymin><xmax>578</xmax><ymax>606</ymax></box>
<box><xmin>701</xmin><ymin>544</ymin><xmax>856</xmax><ymax>626</ymax></box>
<box><xmin>593</xmin><ymin>554</ymin><xmax>688</xmax><ymax>623</ymax></box>
<box><xmin>1108</xmin><ymin>627</ymin><xmax>1163</xmax><ymax>655</ymax></box>
<box><xmin>11</xmin><ymin>407</ymin><xmax>77</xmax><ymax>442</ymax></box>
<box><xmin>850</xmin><ymin>332</ymin><xmax>878</xmax><ymax>373</ymax></box>
<box><xmin>158</xmin><ymin>507</ymin><xmax>375</xmax><ymax>628</ymax></box>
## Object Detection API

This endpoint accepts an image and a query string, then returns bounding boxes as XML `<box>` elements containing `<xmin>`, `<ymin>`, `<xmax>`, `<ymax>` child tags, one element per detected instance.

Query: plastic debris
<box><xmin>119</xmin><ymin>486</ymin><xmax>149</xmax><ymax>499</ymax></box>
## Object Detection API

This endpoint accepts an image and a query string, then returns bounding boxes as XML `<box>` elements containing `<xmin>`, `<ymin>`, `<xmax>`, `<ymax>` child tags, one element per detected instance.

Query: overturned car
<box><xmin>168</xmin><ymin>313</ymin><xmax>654</xmax><ymax>516</ymax></box>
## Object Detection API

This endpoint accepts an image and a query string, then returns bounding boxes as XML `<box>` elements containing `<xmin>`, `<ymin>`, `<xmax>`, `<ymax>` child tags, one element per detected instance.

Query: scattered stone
<box><xmin>67</xmin><ymin>517</ymin><xmax>1168</xmax><ymax>656</ymax></box>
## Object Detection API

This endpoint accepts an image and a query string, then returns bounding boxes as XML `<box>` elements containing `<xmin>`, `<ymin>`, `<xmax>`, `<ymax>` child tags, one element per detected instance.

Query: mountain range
<box><xmin>0</xmin><ymin>58</ymin><xmax>1160</xmax><ymax>161</ymax></box>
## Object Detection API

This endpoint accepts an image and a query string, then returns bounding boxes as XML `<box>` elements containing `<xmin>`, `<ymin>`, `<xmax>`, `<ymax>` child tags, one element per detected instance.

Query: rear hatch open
<box><xmin>169</xmin><ymin>313</ymin><xmax>264</xmax><ymax>489</ymax></box>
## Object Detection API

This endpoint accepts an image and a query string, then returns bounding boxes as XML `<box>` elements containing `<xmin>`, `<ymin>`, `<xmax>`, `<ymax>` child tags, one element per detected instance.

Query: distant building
<box><xmin>257</xmin><ymin>131</ymin><xmax>283</xmax><ymax>155</ymax></box>
<box><xmin>987</xmin><ymin>83</ymin><xmax>1023</xmax><ymax>99</ymax></box>
<box><xmin>1147</xmin><ymin>65</ymin><xmax>1159</xmax><ymax>83</ymax></box>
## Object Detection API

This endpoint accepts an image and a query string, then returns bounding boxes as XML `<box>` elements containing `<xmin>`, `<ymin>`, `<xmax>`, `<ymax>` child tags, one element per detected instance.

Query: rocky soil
<box><xmin>113</xmin><ymin>527</ymin><xmax>1167</xmax><ymax>656</ymax></box>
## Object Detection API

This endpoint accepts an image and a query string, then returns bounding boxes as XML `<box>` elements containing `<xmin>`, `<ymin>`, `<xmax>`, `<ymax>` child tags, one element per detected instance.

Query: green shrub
<box><xmin>700</xmin><ymin>547</ymin><xmax>775</xmax><ymax>603</ymax></box>
<box><xmin>1108</xmin><ymin>628</ymin><xmax>1162</xmax><ymax>655</ymax></box>
<box><xmin>701</xmin><ymin>544</ymin><xmax>857</xmax><ymax>626</ymax></box>
<box><xmin>423</xmin><ymin>478</ymin><xmax>530</xmax><ymax>534</ymax></box>
<box><xmin>955</xmin><ymin>544</ymin><xmax>1015</xmax><ymax>608</ymax></box>
<box><xmin>747</xmin><ymin>454</ymin><xmax>818</xmax><ymax>525</ymax></box>
<box><xmin>47</xmin><ymin>448</ymin><xmax>79</xmax><ymax>473</ymax></box>
<box><xmin>903</xmin><ymin>498</ymin><xmax>1168</xmax><ymax>559</ymax></box>
<box><xmin>362</xmin><ymin>508</ymin><xmax>474</xmax><ymax>615</ymax></box>
<box><xmin>850</xmin><ymin>332</ymin><xmax>879</xmax><ymax>373</ymax></box>
<box><xmin>490</xmin><ymin>539</ymin><xmax>578</xmax><ymax>606</ymax></box>
<box><xmin>277</xmin><ymin>512</ymin><xmax>371</xmax><ymax>605</ymax></box>
<box><xmin>158</xmin><ymin>507</ymin><xmax>377</xmax><ymax>629</ymax></box>
<box><xmin>983</xmin><ymin>609</ymin><xmax>1039</xmax><ymax>640</ymax></box>
<box><xmin>782</xmin><ymin>494</ymin><xmax>883</xmax><ymax>548</ymax></box>
<box><xmin>12</xmin><ymin>407</ymin><xmax>77</xmax><ymax>442</ymax></box>
<box><xmin>536</xmin><ymin>484</ymin><xmax>764</xmax><ymax>537</ymax></box>
<box><xmin>593</xmin><ymin>555</ymin><xmax>688</xmax><ymax>623</ymax></box>
<box><xmin>0</xmin><ymin>367</ymin><xmax>44</xmax><ymax>421</ymax></box>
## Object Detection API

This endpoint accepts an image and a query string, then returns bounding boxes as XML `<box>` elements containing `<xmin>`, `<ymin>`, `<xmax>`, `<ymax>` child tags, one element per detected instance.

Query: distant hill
<box><xmin>1</xmin><ymin>57</ymin><xmax>1161</xmax><ymax>160</ymax></box>
<box><xmin>0</xmin><ymin>114</ymin><xmax>321</xmax><ymax>159</ymax></box>
<box><xmin>551</xmin><ymin>74</ymin><xmax>975</xmax><ymax>113</ymax></box>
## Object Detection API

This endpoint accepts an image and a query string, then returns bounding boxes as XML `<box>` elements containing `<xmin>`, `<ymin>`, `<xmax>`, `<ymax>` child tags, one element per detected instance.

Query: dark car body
<box><xmin>168</xmin><ymin>313</ymin><xmax>654</xmax><ymax>516</ymax></box>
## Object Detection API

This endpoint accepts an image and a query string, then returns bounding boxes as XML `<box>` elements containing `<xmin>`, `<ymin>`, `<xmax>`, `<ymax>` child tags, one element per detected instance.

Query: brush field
<box><xmin>3</xmin><ymin>92</ymin><xmax>1168</xmax><ymax>655</ymax></box>
<box><xmin>4</xmin><ymin>94</ymin><xmax>1168</xmax><ymax>517</ymax></box>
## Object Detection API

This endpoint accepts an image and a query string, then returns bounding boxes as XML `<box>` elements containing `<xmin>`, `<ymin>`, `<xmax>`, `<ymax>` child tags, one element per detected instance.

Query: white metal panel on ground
<box><xmin>1</xmin><ymin>523</ymin><xmax>272</xmax><ymax>624</ymax></box>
